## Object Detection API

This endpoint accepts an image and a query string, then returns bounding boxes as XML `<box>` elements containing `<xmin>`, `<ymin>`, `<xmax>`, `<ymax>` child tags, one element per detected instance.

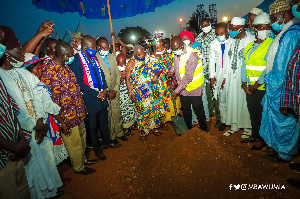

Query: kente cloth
<box><xmin>130</xmin><ymin>55</ymin><xmax>163</xmax><ymax>135</ymax></box>
<box><xmin>120</xmin><ymin>80</ymin><xmax>136</xmax><ymax>129</ymax></box>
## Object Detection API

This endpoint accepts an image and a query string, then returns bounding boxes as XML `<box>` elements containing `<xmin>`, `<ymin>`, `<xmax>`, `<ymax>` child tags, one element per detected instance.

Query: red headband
<box><xmin>180</xmin><ymin>31</ymin><xmax>194</xmax><ymax>44</ymax></box>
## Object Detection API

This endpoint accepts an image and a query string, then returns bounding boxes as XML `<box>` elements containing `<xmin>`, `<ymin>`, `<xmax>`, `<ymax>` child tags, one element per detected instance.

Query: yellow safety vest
<box><xmin>244</xmin><ymin>38</ymin><xmax>273</xmax><ymax>90</ymax></box>
<box><xmin>179</xmin><ymin>46</ymin><xmax>204</xmax><ymax>91</ymax></box>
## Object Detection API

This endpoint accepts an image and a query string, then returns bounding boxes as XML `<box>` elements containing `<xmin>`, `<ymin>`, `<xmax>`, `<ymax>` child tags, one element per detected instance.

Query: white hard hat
<box><xmin>253</xmin><ymin>12</ymin><xmax>271</xmax><ymax>25</ymax></box>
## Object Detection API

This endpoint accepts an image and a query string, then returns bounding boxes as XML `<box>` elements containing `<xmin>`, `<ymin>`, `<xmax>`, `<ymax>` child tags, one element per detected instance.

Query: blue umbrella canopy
<box><xmin>32</xmin><ymin>0</ymin><xmax>175</xmax><ymax>19</ymax></box>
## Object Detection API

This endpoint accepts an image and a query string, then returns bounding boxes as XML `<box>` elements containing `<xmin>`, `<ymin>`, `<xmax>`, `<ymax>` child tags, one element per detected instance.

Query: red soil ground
<box><xmin>59</xmin><ymin>119</ymin><xmax>300</xmax><ymax>199</ymax></box>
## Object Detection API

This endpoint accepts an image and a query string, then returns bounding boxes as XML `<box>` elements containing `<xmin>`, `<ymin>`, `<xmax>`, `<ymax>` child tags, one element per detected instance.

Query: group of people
<box><xmin>1</xmin><ymin>0</ymin><xmax>300</xmax><ymax>198</ymax></box>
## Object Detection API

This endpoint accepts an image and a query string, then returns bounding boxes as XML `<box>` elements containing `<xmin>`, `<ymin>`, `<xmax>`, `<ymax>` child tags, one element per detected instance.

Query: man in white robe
<box><xmin>222</xmin><ymin>17</ymin><xmax>254</xmax><ymax>136</ymax></box>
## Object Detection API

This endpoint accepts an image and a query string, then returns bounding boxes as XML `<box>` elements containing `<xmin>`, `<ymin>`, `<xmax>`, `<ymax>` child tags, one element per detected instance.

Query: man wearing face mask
<box><xmin>240</xmin><ymin>13</ymin><xmax>274</xmax><ymax>150</ymax></box>
<box><xmin>169</xmin><ymin>36</ymin><xmax>207</xmax><ymax>132</ymax></box>
<box><xmin>246</xmin><ymin>8</ymin><xmax>264</xmax><ymax>35</ymax></box>
<box><xmin>95</xmin><ymin>37</ymin><xmax>128</xmax><ymax>146</ymax></box>
<box><xmin>71</xmin><ymin>32</ymin><xmax>83</xmax><ymax>55</ymax></box>
<box><xmin>195</xmin><ymin>18</ymin><xmax>216</xmax><ymax>119</ymax></box>
<box><xmin>41</xmin><ymin>41</ymin><xmax>99</xmax><ymax>175</ymax></box>
<box><xmin>259</xmin><ymin>0</ymin><xmax>300</xmax><ymax>162</ymax></box>
<box><xmin>222</xmin><ymin>17</ymin><xmax>254</xmax><ymax>137</ymax></box>
<box><xmin>209</xmin><ymin>22</ymin><xmax>230</xmax><ymax>131</ymax></box>
<box><xmin>71</xmin><ymin>35</ymin><xmax>118</xmax><ymax>161</ymax></box>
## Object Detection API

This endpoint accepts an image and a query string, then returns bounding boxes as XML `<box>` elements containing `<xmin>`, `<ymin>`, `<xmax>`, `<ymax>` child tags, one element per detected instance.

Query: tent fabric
<box><xmin>62</xmin><ymin>28</ymin><xmax>72</xmax><ymax>44</ymax></box>
<box><xmin>32</xmin><ymin>0</ymin><xmax>175</xmax><ymax>19</ymax></box>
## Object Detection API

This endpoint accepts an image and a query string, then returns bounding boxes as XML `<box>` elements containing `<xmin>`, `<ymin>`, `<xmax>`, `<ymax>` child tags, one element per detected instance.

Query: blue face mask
<box><xmin>229</xmin><ymin>28</ymin><xmax>241</xmax><ymax>38</ymax></box>
<box><xmin>135</xmin><ymin>56</ymin><xmax>145</xmax><ymax>62</ymax></box>
<box><xmin>65</xmin><ymin>56</ymin><xmax>74</xmax><ymax>65</ymax></box>
<box><xmin>0</xmin><ymin>43</ymin><xmax>6</xmax><ymax>58</ymax></box>
<box><xmin>85</xmin><ymin>46</ymin><xmax>97</xmax><ymax>57</ymax></box>
<box><xmin>292</xmin><ymin>4</ymin><xmax>300</xmax><ymax>18</ymax></box>
<box><xmin>272</xmin><ymin>20</ymin><xmax>285</xmax><ymax>31</ymax></box>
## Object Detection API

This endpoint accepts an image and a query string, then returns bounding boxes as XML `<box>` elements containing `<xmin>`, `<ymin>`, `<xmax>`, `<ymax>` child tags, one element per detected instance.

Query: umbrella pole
<box><xmin>107</xmin><ymin>0</ymin><xmax>116</xmax><ymax>55</ymax></box>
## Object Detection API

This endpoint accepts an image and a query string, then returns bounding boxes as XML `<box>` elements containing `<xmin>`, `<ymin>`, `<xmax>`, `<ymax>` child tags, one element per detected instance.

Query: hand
<box><xmin>242</xmin><ymin>85</ymin><xmax>252</xmax><ymax>95</ymax></box>
<box><xmin>152</xmin><ymin>76</ymin><xmax>159</xmax><ymax>84</ymax></box>
<box><xmin>220</xmin><ymin>79</ymin><xmax>226</xmax><ymax>90</ymax></box>
<box><xmin>130</xmin><ymin>94</ymin><xmax>137</xmax><ymax>103</ymax></box>
<box><xmin>110</xmin><ymin>31</ymin><xmax>116</xmax><ymax>38</ymax></box>
<box><xmin>279</xmin><ymin>107</ymin><xmax>288</xmax><ymax>116</ymax></box>
<box><xmin>249</xmin><ymin>85</ymin><xmax>258</xmax><ymax>93</ymax></box>
<box><xmin>38</xmin><ymin>27</ymin><xmax>54</xmax><ymax>38</ymax></box>
<box><xmin>167</xmin><ymin>71</ymin><xmax>173</xmax><ymax>78</ymax></box>
<box><xmin>12</xmin><ymin>139</ymin><xmax>31</xmax><ymax>158</ymax></box>
<box><xmin>60</xmin><ymin>123</ymin><xmax>71</xmax><ymax>135</ymax></box>
<box><xmin>172</xmin><ymin>92</ymin><xmax>179</xmax><ymax>98</ymax></box>
<box><xmin>210</xmin><ymin>78</ymin><xmax>216</xmax><ymax>89</ymax></box>
<box><xmin>107</xmin><ymin>90</ymin><xmax>117</xmax><ymax>100</ymax></box>
<box><xmin>39</xmin><ymin>20</ymin><xmax>55</xmax><ymax>31</ymax></box>
<box><xmin>34</xmin><ymin>119</ymin><xmax>48</xmax><ymax>145</ymax></box>
<box><xmin>97</xmin><ymin>90</ymin><xmax>107</xmax><ymax>101</ymax></box>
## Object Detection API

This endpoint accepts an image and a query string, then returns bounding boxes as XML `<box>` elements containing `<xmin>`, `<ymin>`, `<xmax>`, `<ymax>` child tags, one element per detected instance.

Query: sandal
<box><xmin>162</xmin><ymin>123</ymin><xmax>170</xmax><ymax>130</ymax></box>
<box><xmin>140</xmin><ymin>136</ymin><xmax>147</xmax><ymax>141</ymax></box>
<box><xmin>131</xmin><ymin>124</ymin><xmax>138</xmax><ymax>130</ymax></box>
<box><xmin>124</xmin><ymin>129</ymin><xmax>134</xmax><ymax>136</ymax></box>
<box><xmin>153</xmin><ymin>130</ymin><xmax>162</xmax><ymax>136</ymax></box>
<box><xmin>241</xmin><ymin>131</ymin><xmax>252</xmax><ymax>139</ymax></box>
<box><xmin>223</xmin><ymin>130</ymin><xmax>237</xmax><ymax>136</ymax></box>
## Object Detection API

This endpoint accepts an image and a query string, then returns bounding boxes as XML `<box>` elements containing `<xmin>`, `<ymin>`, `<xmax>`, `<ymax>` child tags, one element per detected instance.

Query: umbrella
<box><xmin>32</xmin><ymin>0</ymin><xmax>175</xmax><ymax>54</ymax></box>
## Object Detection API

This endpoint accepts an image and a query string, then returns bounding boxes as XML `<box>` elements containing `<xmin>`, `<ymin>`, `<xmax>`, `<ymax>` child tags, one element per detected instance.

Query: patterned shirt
<box><xmin>0</xmin><ymin>77</ymin><xmax>20</xmax><ymax>170</ymax></box>
<box><xmin>195</xmin><ymin>29</ymin><xmax>216</xmax><ymax>76</ymax></box>
<box><xmin>41</xmin><ymin>60</ymin><xmax>87</xmax><ymax>128</ymax></box>
<box><xmin>280</xmin><ymin>40</ymin><xmax>300</xmax><ymax>115</ymax></box>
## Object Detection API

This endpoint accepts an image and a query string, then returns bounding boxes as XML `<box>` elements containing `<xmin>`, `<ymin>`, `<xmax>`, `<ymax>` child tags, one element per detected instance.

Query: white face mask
<box><xmin>0</xmin><ymin>43</ymin><xmax>6</xmax><ymax>58</ymax></box>
<box><xmin>167</xmin><ymin>49</ymin><xmax>172</xmax><ymax>54</ymax></box>
<box><xmin>173</xmin><ymin>49</ymin><xmax>183</xmax><ymax>56</ymax></box>
<box><xmin>256</xmin><ymin>29</ymin><xmax>271</xmax><ymax>40</ymax></box>
<box><xmin>77</xmin><ymin>44</ymin><xmax>81</xmax><ymax>51</ymax></box>
<box><xmin>118</xmin><ymin>65</ymin><xmax>126</xmax><ymax>72</ymax></box>
<box><xmin>116</xmin><ymin>51</ymin><xmax>121</xmax><ymax>56</ymax></box>
<box><xmin>202</xmin><ymin>25</ymin><xmax>212</xmax><ymax>33</ymax></box>
<box><xmin>156</xmin><ymin>51</ymin><xmax>163</xmax><ymax>55</ymax></box>
<box><xmin>6</xmin><ymin>53</ymin><xmax>24</xmax><ymax>68</ymax></box>
<box><xmin>217</xmin><ymin>35</ymin><xmax>226</xmax><ymax>43</ymax></box>
<box><xmin>100</xmin><ymin>50</ymin><xmax>109</xmax><ymax>56</ymax></box>
<box><xmin>183</xmin><ymin>40</ymin><xmax>191</xmax><ymax>46</ymax></box>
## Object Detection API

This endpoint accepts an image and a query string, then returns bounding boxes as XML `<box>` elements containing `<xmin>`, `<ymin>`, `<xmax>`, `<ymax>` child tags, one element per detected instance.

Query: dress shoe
<box><xmin>96</xmin><ymin>153</ymin><xmax>107</xmax><ymax>160</ymax></box>
<box><xmin>218</xmin><ymin>123</ymin><xmax>226</xmax><ymax>131</ymax></box>
<box><xmin>214</xmin><ymin>120</ymin><xmax>222</xmax><ymax>128</ymax></box>
<box><xmin>74</xmin><ymin>167</ymin><xmax>96</xmax><ymax>175</ymax></box>
<box><xmin>112</xmin><ymin>138</ymin><xmax>122</xmax><ymax>146</ymax></box>
<box><xmin>103</xmin><ymin>143</ymin><xmax>121</xmax><ymax>149</ymax></box>
<box><xmin>84</xmin><ymin>159</ymin><xmax>99</xmax><ymax>165</ymax></box>
<box><xmin>266</xmin><ymin>153</ymin><xmax>290</xmax><ymax>163</ymax></box>
<box><xmin>289</xmin><ymin>162</ymin><xmax>300</xmax><ymax>173</ymax></box>
<box><xmin>287</xmin><ymin>179</ymin><xmax>300</xmax><ymax>189</ymax></box>
<box><xmin>250</xmin><ymin>140</ymin><xmax>265</xmax><ymax>150</ymax></box>
<box><xmin>117</xmin><ymin>135</ymin><xmax>129</xmax><ymax>141</ymax></box>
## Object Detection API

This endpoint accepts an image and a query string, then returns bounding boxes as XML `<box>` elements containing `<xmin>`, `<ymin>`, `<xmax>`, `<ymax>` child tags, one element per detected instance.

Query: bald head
<box><xmin>116</xmin><ymin>53</ymin><xmax>126</xmax><ymax>66</ymax></box>
<box><xmin>46</xmin><ymin>38</ymin><xmax>58</xmax><ymax>56</ymax></box>
<box><xmin>170</xmin><ymin>36</ymin><xmax>183</xmax><ymax>51</ymax></box>
<box><xmin>134</xmin><ymin>45</ymin><xmax>145</xmax><ymax>60</ymax></box>
<box><xmin>81</xmin><ymin>35</ymin><xmax>95</xmax><ymax>47</ymax></box>
<box><xmin>55</xmin><ymin>41</ymin><xmax>73</xmax><ymax>57</ymax></box>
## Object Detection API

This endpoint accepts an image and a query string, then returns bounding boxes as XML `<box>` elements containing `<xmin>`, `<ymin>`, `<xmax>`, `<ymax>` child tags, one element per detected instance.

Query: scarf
<box><xmin>78</xmin><ymin>51</ymin><xmax>104</xmax><ymax>91</ymax></box>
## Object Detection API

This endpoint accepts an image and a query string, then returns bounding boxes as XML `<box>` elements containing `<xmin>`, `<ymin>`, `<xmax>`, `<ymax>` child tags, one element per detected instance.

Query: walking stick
<box><xmin>107</xmin><ymin>0</ymin><xmax>116</xmax><ymax>55</ymax></box>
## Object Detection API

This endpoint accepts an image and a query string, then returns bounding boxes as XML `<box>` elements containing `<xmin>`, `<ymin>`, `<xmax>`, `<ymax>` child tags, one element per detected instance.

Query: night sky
<box><xmin>0</xmin><ymin>0</ymin><xmax>263</xmax><ymax>44</ymax></box>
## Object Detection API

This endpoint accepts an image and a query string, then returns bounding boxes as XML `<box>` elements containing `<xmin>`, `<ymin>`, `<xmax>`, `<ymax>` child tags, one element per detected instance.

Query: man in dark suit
<box><xmin>95</xmin><ymin>37</ymin><xmax>128</xmax><ymax>145</ymax></box>
<box><xmin>70</xmin><ymin>35</ymin><xmax>119</xmax><ymax>160</ymax></box>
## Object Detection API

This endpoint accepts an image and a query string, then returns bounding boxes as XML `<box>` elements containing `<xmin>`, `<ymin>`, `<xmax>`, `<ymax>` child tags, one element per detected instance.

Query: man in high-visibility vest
<box><xmin>168</xmin><ymin>36</ymin><xmax>207</xmax><ymax>132</ymax></box>
<box><xmin>241</xmin><ymin>13</ymin><xmax>274</xmax><ymax>150</ymax></box>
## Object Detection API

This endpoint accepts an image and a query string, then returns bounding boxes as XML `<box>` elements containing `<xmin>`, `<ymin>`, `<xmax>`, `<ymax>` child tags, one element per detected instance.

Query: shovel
<box><xmin>169</xmin><ymin>79</ymin><xmax>189</xmax><ymax>135</ymax></box>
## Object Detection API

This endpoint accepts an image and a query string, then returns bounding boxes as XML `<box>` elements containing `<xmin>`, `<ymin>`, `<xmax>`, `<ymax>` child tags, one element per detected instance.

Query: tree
<box><xmin>117</xmin><ymin>26</ymin><xmax>151</xmax><ymax>44</ymax></box>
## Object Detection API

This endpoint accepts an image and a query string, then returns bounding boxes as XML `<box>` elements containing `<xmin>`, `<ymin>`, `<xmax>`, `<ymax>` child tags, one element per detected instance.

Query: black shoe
<box><xmin>214</xmin><ymin>120</ymin><xmax>222</xmax><ymax>128</ymax></box>
<box><xmin>103</xmin><ymin>142</ymin><xmax>121</xmax><ymax>149</ymax></box>
<box><xmin>218</xmin><ymin>123</ymin><xmax>226</xmax><ymax>131</ymax></box>
<box><xmin>74</xmin><ymin>167</ymin><xmax>96</xmax><ymax>175</ymax></box>
<box><xmin>96</xmin><ymin>153</ymin><xmax>107</xmax><ymax>160</ymax></box>
<box><xmin>266</xmin><ymin>153</ymin><xmax>290</xmax><ymax>163</ymax></box>
<box><xmin>84</xmin><ymin>159</ymin><xmax>99</xmax><ymax>165</ymax></box>
<box><xmin>117</xmin><ymin>135</ymin><xmax>129</xmax><ymax>141</ymax></box>
<box><xmin>287</xmin><ymin>179</ymin><xmax>300</xmax><ymax>189</ymax></box>
<box><xmin>111</xmin><ymin>138</ymin><xmax>122</xmax><ymax>146</ymax></box>
<box><xmin>289</xmin><ymin>162</ymin><xmax>300</xmax><ymax>173</ymax></box>
<box><xmin>250</xmin><ymin>140</ymin><xmax>265</xmax><ymax>150</ymax></box>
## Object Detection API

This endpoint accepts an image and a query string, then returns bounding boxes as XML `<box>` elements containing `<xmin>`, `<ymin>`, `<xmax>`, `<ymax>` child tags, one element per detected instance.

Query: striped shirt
<box><xmin>280</xmin><ymin>40</ymin><xmax>300</xmax><ymax>115</ymax></box>
<box><xmin>0</xmin><ymin>77</ymin><xmax>20</xmax><ymax>170</ymax></box>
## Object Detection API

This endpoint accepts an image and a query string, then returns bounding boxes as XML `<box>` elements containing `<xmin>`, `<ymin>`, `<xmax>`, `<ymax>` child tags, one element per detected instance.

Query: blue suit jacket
<box><xmin>70</xmin><ymin>53</ymin><xmax>108</xmax><ymax>114</ymax></box>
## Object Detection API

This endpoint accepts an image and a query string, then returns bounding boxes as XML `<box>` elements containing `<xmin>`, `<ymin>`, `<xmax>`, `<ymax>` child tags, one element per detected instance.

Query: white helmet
<box><xmin>253</xmin><ymin>12</ymin><xmax>271</xmax><ymax>25</ymax></box>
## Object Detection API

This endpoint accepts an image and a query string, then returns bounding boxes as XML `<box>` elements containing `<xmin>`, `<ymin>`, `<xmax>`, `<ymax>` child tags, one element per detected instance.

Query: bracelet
<box><xmin>129</xmin><ymin>90</ymin><xmax>135</xmax><ymax>96</ymax></box>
